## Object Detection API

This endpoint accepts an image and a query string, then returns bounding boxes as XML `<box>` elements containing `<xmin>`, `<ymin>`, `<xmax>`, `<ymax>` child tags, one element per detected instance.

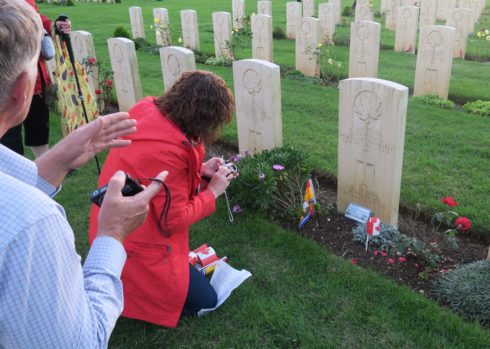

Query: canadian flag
<box><xmin>367</xmin><ymin>217</ymin><xmax>381</xmax><ymax>236</ymax></box>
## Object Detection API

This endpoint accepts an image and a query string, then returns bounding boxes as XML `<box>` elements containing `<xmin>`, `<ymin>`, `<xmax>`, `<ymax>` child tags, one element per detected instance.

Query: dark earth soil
<box><xmin>207</xmin><ymin>141</ymin><xmax>488</xmax><ymax>301</ymax></box>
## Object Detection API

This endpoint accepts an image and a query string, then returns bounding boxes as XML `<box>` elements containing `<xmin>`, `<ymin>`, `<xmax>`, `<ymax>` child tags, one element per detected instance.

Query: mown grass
<box><xmin>37</xmin><ymin>1</ymin><xmax>490</xmax><ymax>347</ymax></box>
<box><xmin>40</xmin><ymin>0</ymin><xmax>490</xmax><ymax>235</ymax></box>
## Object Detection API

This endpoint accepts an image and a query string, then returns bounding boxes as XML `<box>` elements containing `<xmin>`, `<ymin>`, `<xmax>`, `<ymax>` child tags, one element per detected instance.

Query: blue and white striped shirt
<box><xmin>0</xmin><ymin>145</ymin><xmax>126</xmax><ymax>348</ymax></box>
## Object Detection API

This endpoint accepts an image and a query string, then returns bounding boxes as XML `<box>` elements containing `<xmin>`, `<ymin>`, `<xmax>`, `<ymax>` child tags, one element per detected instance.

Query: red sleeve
<box><xmin>25</xmin><ymin>0</ymin><xmax>52</xmax><ymax>32</ymax></box>
<box><xmin>141</xmin><ymin>145</ymin><xmax>216</xmax><ymax>235</ymax></box>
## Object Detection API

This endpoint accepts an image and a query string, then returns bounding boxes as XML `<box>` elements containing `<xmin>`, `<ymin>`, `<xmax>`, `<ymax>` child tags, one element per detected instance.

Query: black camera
<box><xmin>90</xmin><ymin>173</ymin><xmax>144</xmax><ymax>207</ymax></box>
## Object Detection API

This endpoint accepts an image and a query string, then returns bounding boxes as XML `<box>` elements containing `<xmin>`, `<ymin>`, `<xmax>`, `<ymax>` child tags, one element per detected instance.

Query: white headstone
<box><xmin>348</xmin><ymin>21</ymin><xmax>381</xmax><ymax>78</ymax></box>
<box><xmin>212</xmin><ymin>12</ymin><xmax>233</xmax><ymax>60</ymax></box>
<box><xmin>286</xmin><ymin>2</ymin><xmax>302</xmax><ymax>39</ymax></box>
<box><xmin>295</xmin><ymin>17</ymin><xmax>321</xmax><ymax>77</ymax></box>
<box><xmin>460</xmin><ymin>0</ymin><xmax>479</xmax><ymax>33</ymax></box>
<box><xmin>419</xmin><ymin>0</ymin><xmax>437</xmax><ymax>28</ymax></box>
<box><xmin>385</xmin><ymin>0</ymin><xmax>400</xmax><ymax>31</ymax></box>
<box><xmin>45</xmin><ymin>58</ymin><xmax>56</xmax><ymax>85</ymax></box>
<box><xmin>72</xmin><ymin>31</ymin><xmax>98</xmax><ymax>95</ymax></box>
<box><xmin>330</xmin><ymin>0</ymin><xmax>342</xmax><ymax>24</ymax></box>
<box><xmin>252</xmin><ymin>15</ymin><xmax>273</xmax><ymax>62</ymax></box>
<box><xmin>181</xmin><ymin>10</ymin><xmax>200</xmax><ymax>51</ymax></box>
<box><xmin>107</xmin><ymin>38</ymin><xmax>143</xmax><ymax>112</ymax></box>
<box><xmin>129</xmin><ymin>7</ymin><xmax>145</xmax><ymax>39</ymax></box>
<box><xmin>318</xmin><ymin>3</ymin><xmax>336</xmax><ymax>44</ymax></box>
<box><xmin>160</xmin><ymin>46</ymin><xmax>196</xmax><ymax>91</ymax></box>
<box><xmin>394</xmin><ymin>6</ymin><xmax>420</xmax><ymax>54</ymax></box>
<box><xmin>381</xmin><ymin>0</ymin><xmax>389</xmax><ymax>13</ymax></box>
<box><xmin>233</xmin><ymin>59</ymin><xmax>282</xmax><ymax>154</ymax></box>
<box><xmin>413</xmin><ymin>25</ymin><xmax>456</xmax><ymax>98</ymax></box>
<box><xmin>258</xmin><ymin>1</ymin><xmax>272</xmax><ymax>16</ymax></box>
<box><xmin>153</xmin><ymin>8</ymin><xmax>172</xmax><ymax>47</ymax></box>
<box><xmin>337</xmin><ymin>78</ymin><xmax>409</xmax><ymax>226</ymax></box>
<box><xmin>436</xmin><ymin>0</ymin><xmax>447</xmax><ymax>20</ymax></box>
<box><xmin>303</xmin><ymin>0</ymin><xmax>315</xmax><ymax>18</ymax></box>
<box><xmin>232</xmin><ymin>0</ymin><xmax>246</xmax><ymax>30</ymax></box>
<box><xmin>446</xmin><ymin>8</ymin><xmax>471</xmax><ymax>58</ymax></box>
<box><xmin>355</xmin><ymin>0</ymin><xmax>375</xmax><ymax>22</ymax></box>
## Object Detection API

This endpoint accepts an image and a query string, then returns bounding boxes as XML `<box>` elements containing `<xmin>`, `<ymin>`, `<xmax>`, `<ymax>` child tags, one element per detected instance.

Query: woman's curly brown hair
<box><xmin>154</xmin><ymin>70</ymin><xmax>235</xmax><ymax>143</ymax></box>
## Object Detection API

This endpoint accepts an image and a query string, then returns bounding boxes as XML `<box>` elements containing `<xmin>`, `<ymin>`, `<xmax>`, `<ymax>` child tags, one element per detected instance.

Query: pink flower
<box><xmin>351</xmin><ymin>258</ymin><xmax>358</xmax><ymax>265</ymax></box>
<box><xmin>441</xmin><ymin>196</ymin><xmax>458</xmax><ymax>207</ymax></box>
<box><xmin>232</xmin><ymin>205</ymin><xmax>242</xmax><ymax>213</ymax></box>
<box><xmin>87</xmin><ymin>57</ymin><xmax>96</xmax><ymax>65</ymax></box>
<box><xmin>455</xmin><ymin>216</ymin><xmax>472</xmax><ymax>232</ymax></box>
<box><xmin>387</xmin><ymin>258</ymin><xmax>395</xmax><ymax>264</ymax></box>
<box><xmin>373</xmin><ymin>250</ymin><xmax>379</xmax><ymax>256</ymax></box>
<box><xmin>272</xmin><ymin>164</ymin><xmax>285</xmax><ymax>171</ymax></box>
<box><xmin>380</xmin><ymin>251</ymin><xmax>388</xmax><ymax>257</ymax></box>
<box><xmin>398</xmin><ymin>257</ymin><xmax>407</xmax><ymax>263</ymax></box>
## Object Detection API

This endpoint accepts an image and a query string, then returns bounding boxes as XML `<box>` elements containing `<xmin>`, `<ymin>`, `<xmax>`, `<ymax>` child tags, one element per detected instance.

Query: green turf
<box><xmin>37</xmin><ymin>1</ymin><xmax>490</xmax><ymax>347</ymax></box>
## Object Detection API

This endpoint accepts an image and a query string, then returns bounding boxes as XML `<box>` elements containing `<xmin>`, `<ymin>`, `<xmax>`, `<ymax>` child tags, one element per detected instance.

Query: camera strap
<box><xmin>224</xmin><ymin>191</ymin><xmax>234</xmax><ymax>223</ymax></box>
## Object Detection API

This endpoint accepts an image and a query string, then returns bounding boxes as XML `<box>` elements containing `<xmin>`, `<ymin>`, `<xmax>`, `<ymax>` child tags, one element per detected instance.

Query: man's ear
<box><xmin>10</xmin><ymin>71</ymin><xmax>33</xmax><ymax>112</ymax></box>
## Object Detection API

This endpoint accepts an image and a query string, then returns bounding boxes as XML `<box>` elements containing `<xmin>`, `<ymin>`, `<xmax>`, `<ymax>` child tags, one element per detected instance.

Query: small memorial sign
<box><xmin>345</xmin><ymin>202</ymin><xmax>372</xmax><ymax>223</ymax></box>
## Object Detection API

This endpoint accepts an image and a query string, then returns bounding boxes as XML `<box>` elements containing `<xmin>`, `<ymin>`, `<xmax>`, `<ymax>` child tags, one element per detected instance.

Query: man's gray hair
<box><xmin>0</xmin><ymin>0</ymin><xmax>43</xmax><ymax>110</ymax></box>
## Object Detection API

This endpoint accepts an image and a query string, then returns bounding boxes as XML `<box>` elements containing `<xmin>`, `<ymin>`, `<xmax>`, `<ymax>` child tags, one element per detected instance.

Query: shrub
<box><xmin>113</xmin><ymin>26</ymin><xmax>131</xmax><ymax>39</ymax></box>
<box><xmin>434</xmin><ymin>260</ymin><xmax>490</xmax><ymax>325</ymax></box>
<box><xmin>66</xmin><ymin>0</ymin><xmax>74</xmax><ymax>6</ymax></box>
<box><xmin>273</xmin><ymin>26</ymin><xmax>286</xmax><ymax>40</ymax></box>
<box><xmin>342</xmin><ymin>6</ymin><xmax>354</xmax><ymax>17</ymax></box>
<box><xmin>115</xmin><ymin>0</ymin><xmax>122</xmax><ymax>3</ymax></box>
<box><xmin>352</xmin><ymin>223</ymin><xmax>442</xmax><ymax>268</ymax></box>
<box><xmin>463</xmin><ymin>100</ymin><xmax>490</xmax><ymax>117</ymax></box>
<box><xmin>133</xmin><ymin>37</ymin><xmax>152</xmax><ymax>51</ymax></box>
<box><xmin>204</xmin><ymin>56</ymin><xmax>233</xmax><ymax>67</ymax></box>
<box><xmin>412</xmin><ymin>95</ymin><xmax>455</xmax><ymax>109</ymax></box>
<box><xmin>227</xmin><ymin>145</ymin><xmax>312</xmax><ymax>222</ymax></box>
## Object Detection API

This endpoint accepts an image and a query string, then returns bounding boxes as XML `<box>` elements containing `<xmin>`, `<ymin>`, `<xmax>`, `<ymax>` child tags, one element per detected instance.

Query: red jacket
<box><xmin>26</xmin><ymin>0</ymin><xmax>52</xmax><ymax>95</ymax></box>
<box><xmin>88</xmin><ymin>97</ymin><xmax>216</xmax><ymax>327</ymax></box>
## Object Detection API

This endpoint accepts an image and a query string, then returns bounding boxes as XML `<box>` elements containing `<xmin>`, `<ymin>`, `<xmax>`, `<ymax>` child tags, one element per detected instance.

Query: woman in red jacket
<box><xmin>89</xmin><ymin>71</ymin><xmax>235</xmax><ymax>327</ymax></box>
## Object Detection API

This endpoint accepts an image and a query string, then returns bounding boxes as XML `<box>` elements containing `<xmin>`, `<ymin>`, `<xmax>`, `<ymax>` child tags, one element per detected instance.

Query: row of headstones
<box><xmin>391</xmin><ymin>5</ymin><xmax>474</xmax><ymax>59</ymax></box>
<box><xmin>381</xmin><ymin>0</ymin><xmax>486</xmax><ymax>30</ymax></box>
<box><xmin>350</xmin><ymin>20</ymin><xmax>458</xmax><ymax>99</ymax></box>
<box><xmin>128</xmin><ymin>2</ymin><xmax>341</xmax><ymax>74</ymax></box>
<box><xmin>65</xmin><ymin>29</ymin><xmax>408</xmax><ymax>226</ymax></box>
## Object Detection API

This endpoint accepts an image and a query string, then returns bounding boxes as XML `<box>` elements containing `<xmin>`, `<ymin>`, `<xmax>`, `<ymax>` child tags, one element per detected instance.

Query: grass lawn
<box><xmin>40</xmin><ymin>0</ymin><xmax>490</xmax><ymax>235</ymax></box>
<box><xmin>37</xmin><ymin>1</ymin><xmax>490</xmax><ymax>347</ymax></box>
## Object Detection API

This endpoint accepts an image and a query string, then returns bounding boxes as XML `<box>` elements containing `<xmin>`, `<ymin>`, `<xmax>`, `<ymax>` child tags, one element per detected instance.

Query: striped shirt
<box><xmin>0</xmin><ymin>145</ymin><xmax>126</xmax><ymax>348</ymax></box>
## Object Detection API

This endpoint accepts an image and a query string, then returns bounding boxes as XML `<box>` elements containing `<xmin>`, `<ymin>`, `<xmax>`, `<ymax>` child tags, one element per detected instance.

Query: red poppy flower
<box><xmin>454</xmin><ymin>217</ymin><xmax>472</xmax><ymax>232</ymax></box>
<box><xmin>87</xmin><ymin>57</ymin><xmax>96</xmax><ymax>65</ymax></box>
<box><xmin>387</xmin><ymin>258</ymin><xmax>395</xmax><ymax>264</ymax></box>
<box><xmin>441</xmin><ymin>196</ymin><xmax>458</xmax><ymax>207</ymax></box>
<box><xmin>104</xmin><ymin>79</ymin><xmax>113</xmax><ymax>87</ymax></box>
<box><xmin>380</xmin><ymin>251</ymin><xmax>388</xmax><ymax>257</ymax></box>
<box><xmin>398</xmin><ymin>257</ymin><xmax>407</xmax><ymax>263</ymax></box>
<box><xmin>95</xmin><ymin>89</ymin><xmax>101</xmax><ymax>95</ymax></box>
<box><xmin>351</xmin><ymin>259</ymin><xmax>358</xmax><ymax>265</ymax></box>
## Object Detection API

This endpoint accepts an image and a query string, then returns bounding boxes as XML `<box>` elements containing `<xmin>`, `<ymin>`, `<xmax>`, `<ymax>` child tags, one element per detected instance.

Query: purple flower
<box><xmin>258</xmin><ymin>173</ymin><xmax>266</xmax><ymax>181</ymax></box>
<box><xmin>232</xmin><ymin>205</ymin><xmax>242</xmax><ymax>213</ymax></box>
<box><xmin>272</xmin><ymin>164</ymin><xmax>285</xmax><ymax>171</ymax></box>
<box><xmin>228</xmin><ymin>153</ymin><xmax>243</xmax><ymax>163</ymax></box>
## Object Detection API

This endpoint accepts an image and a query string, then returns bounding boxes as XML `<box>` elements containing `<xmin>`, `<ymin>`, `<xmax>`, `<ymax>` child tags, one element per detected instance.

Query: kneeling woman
<box><xmin>88</xmin><ymin>71</ymin><xmax>235</xmax><ymax>327</ymax></box>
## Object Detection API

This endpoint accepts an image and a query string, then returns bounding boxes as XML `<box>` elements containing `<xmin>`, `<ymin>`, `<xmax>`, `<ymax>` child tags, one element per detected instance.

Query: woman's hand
<box><xmin>207</xmin><ymin>166</ymin><xmax>233</xmax><ymax>198</ymax></box>
<box><xmin>201</xmin><ymin>157</ymin><xmax>224</xmax><ymax>178</ymax></box>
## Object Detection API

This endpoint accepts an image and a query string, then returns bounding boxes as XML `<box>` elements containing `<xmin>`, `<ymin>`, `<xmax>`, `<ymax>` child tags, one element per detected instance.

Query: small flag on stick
<box><xmin>365</xmin><ymin>217</ymin><xmax>381</xmax><ymax>251</ymax></box>
<box><xmin>299</xmin><ymin>179</ymin><xmax>317</xmax><ymax>228</ymax></box>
